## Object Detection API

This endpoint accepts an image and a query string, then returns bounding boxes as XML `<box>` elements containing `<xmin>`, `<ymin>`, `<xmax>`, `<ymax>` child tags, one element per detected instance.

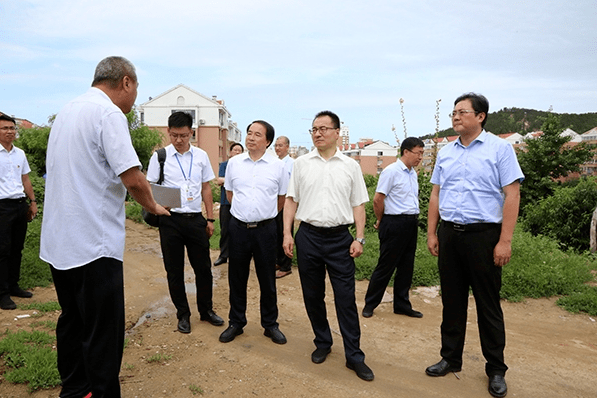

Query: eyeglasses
<box><xmin>169</xmin><ymin>133</ymin><xmax>190</xmax><ymax>139</ymax></box>
<box><xmin>0</xmin><ymin>126</ymin><xmax>18</xmax><ymax>132</ymax></box>
<box><xmin>309</xmin><ymin>126</ymin><xmax>338</xmax><ymax>135</ymax></box>
<box><xmin>449</xmin><ymin>110</ymin><xmax>480</xmax><ymax>118</ymax></box>
<box><xmin>409</xmin><ymin>150</ymin><xmax>424</xmax><ymax>157</ymax></box>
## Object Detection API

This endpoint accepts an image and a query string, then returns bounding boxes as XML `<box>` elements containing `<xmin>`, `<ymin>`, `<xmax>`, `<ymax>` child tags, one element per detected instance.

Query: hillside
<box><xmin>421</xmin><ymin>109</ymin><xmax>597</xmax><ymax>139</ymax></box>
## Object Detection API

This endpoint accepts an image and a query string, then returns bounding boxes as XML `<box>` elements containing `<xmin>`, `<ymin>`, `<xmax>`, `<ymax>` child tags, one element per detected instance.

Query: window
<box><xmin>172</xmin><ymin>109</ymin><xmax>196</xmax><ymax>124</ymax></box>
<box><xmin>377</xmin><ymin>151</ymin><xmax>383</xmax><ymax>156</ymax></box>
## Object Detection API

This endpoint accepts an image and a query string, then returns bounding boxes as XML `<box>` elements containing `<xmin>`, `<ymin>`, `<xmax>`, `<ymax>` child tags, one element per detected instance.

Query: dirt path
<box><xmin>0</xmin><ymin>220</ymin><xmax>597</xmax><ymax>397</ymax></box>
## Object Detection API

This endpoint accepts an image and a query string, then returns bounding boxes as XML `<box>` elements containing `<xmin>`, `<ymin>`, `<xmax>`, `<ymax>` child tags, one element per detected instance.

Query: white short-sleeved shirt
<box><xmin>147</xmin><ymin>144</ymin><xmax>215</xmax><ymax>213</ymax></box>
<box><xmin>225</xmin><ymin>152</ymin><xmax>289</xmax><ymax>222</ymax></box>
<box><xmin>40</xmin><ymin>87</ymin><xmax>142</xmax><ymax>270</ymax></box>
<box><xmin>286</xmin><ymin>149</ymin><xmax>369</xmax><ymax>227</ymax></box>
<box><xmin>0</xmin><ymin>145</ymin><xmax>30</xmax><ymax>200</ymax></box>
<box><xmin>281</xmin><ymin>154</ymin><xmax>294</xmax><ymax>176</ymax></box>
<box><xmin>376</xmin><ymin>159</ymin><xmax>419</xmax><ymax>215</ymax></box>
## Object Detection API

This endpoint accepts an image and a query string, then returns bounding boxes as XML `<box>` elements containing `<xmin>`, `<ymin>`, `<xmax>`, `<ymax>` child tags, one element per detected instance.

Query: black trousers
<box><xmin>275</xmin><ymin>209</ymin><xmax>293</xmax><ymax>272</ymax></box>
<box><xmin>0</xmin><ymin>199</ymin><xmax>29</xmax><ymax>298</ymax></box>
<box><xmin>437</xmin><ymin>221</ymin><xmax>508</xmax><ymax>377</ymax></box>
<box><xmin>295</xmin><ymin>222</ymin><xmax>365</xmax><ymax>364</ymax></box>
<box><xmin>364</xmin><ymin>214</ymin><xmax>418</xmax><ymax>313</ymax></box>
<box><xmin>227</xmin><ymin>217</ymin><xmax>279</xmax><ymax>329</ymax></box>
<box><xmin>159</xmin><ymin>213</ymin><xmax>213</xmax><ymax>320</ymax></box>
<box><xmin>51</xmin><ymin>258</ymin><xmax>125</xmax><ymax>398</ymax></box>
<box><xmin>218</xmin><ymin>204</ymin><xmax>232</xmax><ymax>260</ymax></box>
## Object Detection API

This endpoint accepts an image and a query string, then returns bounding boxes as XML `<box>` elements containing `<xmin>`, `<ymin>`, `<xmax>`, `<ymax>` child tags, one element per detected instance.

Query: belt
<box><xmin>301</xmin><ymin>222</ymin><xmax>351</xmax><ymax>235</ymax></box>
<box><xmin>234</xmin><ymin>217</ymin><xmax>275</xmax><ymax>228</ymax></box>
<box><xmin>384</xmin><ymin>214</ymin><xmax>419</xmax><ymax>219</ymax></box>
<box><xmin>170</xmin><ymin>212</ymin><xmax>202</xmax><ymax>218</ymax></box>
<box><xmin>0</xmin><ymin>197</ymin><xmax>27</xmax><ymax>204</ymax></box>
<box><xmin>441</xmin><ymin>220</ymin><xmax>499</xmax><ymax>232</ymax></box>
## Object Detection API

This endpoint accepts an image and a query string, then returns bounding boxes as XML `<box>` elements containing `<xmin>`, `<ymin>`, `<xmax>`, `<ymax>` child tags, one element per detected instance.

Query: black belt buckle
<box><xmin>247</xmin><ymin>222</ymin><xmax>258</xmax><ymax>229</ymax></box>
<box><xmin>452</xmin><ymin>223</ymin><xmax>465</xmax><ymax>232</ymax></box>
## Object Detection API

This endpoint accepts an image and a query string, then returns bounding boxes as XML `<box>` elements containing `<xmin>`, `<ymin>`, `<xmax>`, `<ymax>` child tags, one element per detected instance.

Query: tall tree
<box><xmin>516</xmin><ymin>114</ymin><xmax>594</xmax><ymax>213</ymax></box>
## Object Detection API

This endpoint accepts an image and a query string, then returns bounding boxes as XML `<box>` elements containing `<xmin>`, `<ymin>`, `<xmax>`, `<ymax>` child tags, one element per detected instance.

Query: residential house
<box><xmin>341</xmin><ymin>140</ymin><xmax>398</xmax><ymax>175</ymax></box>
<box><xmin>138</xmin><ymin>84</ymin><xmax>241</xmax><ymax>173</ymax></box>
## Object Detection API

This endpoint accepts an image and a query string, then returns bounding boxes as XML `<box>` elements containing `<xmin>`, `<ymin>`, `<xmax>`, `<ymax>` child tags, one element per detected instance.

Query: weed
<box><xmin>189</xmin><ymin>384</ymin><xmax>204</xmax><ymax>395</ymax></box>
<box><xmin>146</xmin><ymin>353</ymin><xmax>172</xmax><ymax>363</ymax></box>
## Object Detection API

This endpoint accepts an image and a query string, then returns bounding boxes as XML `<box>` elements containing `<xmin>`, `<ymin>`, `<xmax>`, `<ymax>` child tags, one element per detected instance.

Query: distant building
<box><xmin>138</xmin><ymin>84</ymin><xmax>242</xmax><ymax>174</ymax></box>
<box><xmin>341</xmin><ymin>140</ymin><xmax>398</xmax><ymax>175</ymax></box>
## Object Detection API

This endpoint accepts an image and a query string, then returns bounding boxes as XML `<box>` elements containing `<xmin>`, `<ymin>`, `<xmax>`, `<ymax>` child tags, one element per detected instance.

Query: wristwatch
<box><xmin>355</xmin><ymin>237</ymin><xmax>366</xmax><ymax>245</ymax></box>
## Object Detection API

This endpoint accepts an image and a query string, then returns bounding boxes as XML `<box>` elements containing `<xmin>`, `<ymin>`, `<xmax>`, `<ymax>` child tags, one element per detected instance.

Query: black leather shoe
<box><xmin>346</xmin><ymin>361</ymin><xmax>374</xmax><ymax>381</ymax></box>
<box><xmin>263</xmin><ymin>327</ymin><xmax>287</xmax><ymax>344</ymax></box>
<box><xmin>311</xmin><ymin>347</ymin><xmax>331</xmax><ymax>364</ymax></box>
<box><xmin>201</xmin><ymin>310</ymin><xmax>224</xmax><ymax>326</ymax></box>
<box><xmin>488</xmin><ymin>375</ymin><xmax>507</xmax><ymax>397</ymax></box>
<box><xmin>425</xmin><ymin>359</ymin><xmax>461</xmax><ymax>377</ymax></box>
<box><xmin>219</xmin><ymin>325</ymin><xmax>243</xmax><ymax>343</ymax></box>
<box><xmin>177</xmin><ymin>317</ymin><xmax>191</xmax><ymax>334</ymax></box>
<box><xmin>10</xmin><ymin>287</ymin><xmax>33</xmax><ymax>298</ymax></box>
<box><xmin>394</xmin><ymin>309</ymin><xmax>423</xmax><ymax>318</ymax></box>
<box><xmin>361</xmin><ymin>307</ymin><xmax>374</xmax><ymax>318</ymax></box>
<box><xmin>213</xmin><ymin>257</ymin><xmax>227</xmax><ymax>266</ymax></box>
<box><xmin>0</xmin><ymin>296</ymin><xmax>16</xmax><ymax>310</ymax></box>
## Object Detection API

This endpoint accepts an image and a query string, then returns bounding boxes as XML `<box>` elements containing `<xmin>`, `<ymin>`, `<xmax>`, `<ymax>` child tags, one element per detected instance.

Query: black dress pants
<box><xmin>364</xmin><ymin>214</ymin><xmax>418</xmax><ymax>313</ymax></box>
<box><xmin>51</xmin><ymin>258</ymin><xmax>125</xmax><ymax>398</ymax></box>
<box><xmin>218</xmin><ymin>204</ymin><xmax>232</xmax><ymax>260</ymax></box>
<box><xmin>437</xmin><ymin>221</ymin><xmax>508</xmax><ymax>377</ymax></box>
<box><xmin>159</xmin><ymin>213</ymin><xmax>213</xmax><ymax>320</ymax></box>
<box><xmin>275</xmin><ymin>209</ymin><xmax>293</xmax><ymax>272</ymax></box>
<box><xmin>227</xmin><ymin>217</ymin><xmax>279</xmax><ymax>329</ymax></box>
<box><xmin>0</xmin><ymin>199</ymin><xmax>28</xmax><ymax>298</ymax></box>
<box><xmin>295</xmin><ymin>222</ymin><xmax>365</xmax><ymax>364</ymax></box>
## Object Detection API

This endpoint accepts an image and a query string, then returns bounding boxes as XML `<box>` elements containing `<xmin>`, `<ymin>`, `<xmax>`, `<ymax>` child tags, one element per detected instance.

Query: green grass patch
<box><xmin>355</xmin><ymin>224</ymin><xmax>596</xmax><ymax>316</ymax></box>
<box><xmin>0</xmin><ymin>329</ymin><xmax>60</xmax><ymax>392</ymax></box>
<box><xmin>146</xmin><ymin>353</ymin><xmax>172</xmax><ymax>363</ymax></box>
<box><xmin>18</xmin><ymin>301</ymin><xmax>61</xmax><ymax>313</ymax></box>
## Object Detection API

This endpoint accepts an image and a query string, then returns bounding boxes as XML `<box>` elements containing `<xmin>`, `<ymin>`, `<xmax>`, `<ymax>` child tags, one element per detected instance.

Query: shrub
<box><xmin>522</xmin><ymin>177</ymin><xmax>596</xmax><ymax>251</ymax></box>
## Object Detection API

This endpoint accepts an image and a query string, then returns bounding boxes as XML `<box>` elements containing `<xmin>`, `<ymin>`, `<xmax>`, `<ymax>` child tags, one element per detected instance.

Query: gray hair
<box><xmin>92</xmin><ymin>56</ymin><xmax>137</xmax><ymax>88</ymax></box>
<box><xmin>276</xmin><ymin>136</ymin><xmax>290</xmax><ymax>146</ymax></box>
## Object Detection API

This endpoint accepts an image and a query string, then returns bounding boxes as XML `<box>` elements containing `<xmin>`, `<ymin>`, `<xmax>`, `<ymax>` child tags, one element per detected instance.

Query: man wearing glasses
<box><xmin>362</xmin><ymin>137</ymin><xmax>425</xmax><ymax>319</ymax></box>
<box><xmin>283</xmin><ymin>110</ymin><xmax>373</xmax><ymax>381</ymax></box>
<box><xmin>425</xmin><ymin>93</ymin><xmax>523</xmax><ymax>398</ymax></box>
<box><xmin>0</xmin><ymin>114</ymin><xmax>37</xmax><ymax>310</ymax></box>
<box><xmin>147</xmin><ymin>111</ymin><xmax>224</xmax><ymax>334</ymax></box>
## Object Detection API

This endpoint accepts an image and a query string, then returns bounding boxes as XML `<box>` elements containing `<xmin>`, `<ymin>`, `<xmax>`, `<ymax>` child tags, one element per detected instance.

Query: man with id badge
<box><xmin>147</xmin><ymin>111</ymin><xmax>224</xmax><ymax>334</ymax></box>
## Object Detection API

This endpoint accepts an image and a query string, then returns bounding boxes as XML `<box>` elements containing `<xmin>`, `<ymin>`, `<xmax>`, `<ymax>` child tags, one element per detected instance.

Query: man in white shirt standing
<box><xmin>0</xmin><ymin>114</ymin><xmax>37</xmax><ymax>310</ymax></box>
<box><xmin>147</xmin><ymin>111</ymin><xmax>223</xmax><ymax>335</ymax></box>
<box><xmin>274</xmin><ymin>136</ymin><xmax>294</xmax><ymax>279</ymax></box>
<box><xmin>283</xmin><ymin>110</ymin><xmax>374</xmax><ymax>381</ymax></box>
<box><xmin>41</xmin><ymin>56</ymin><xmax>168</xmax><ymax>398</ymax></box>
<box><xmin>220</xmin><ymin>120</ymin><xmax>289</xmax><ymax>345</ymax></box>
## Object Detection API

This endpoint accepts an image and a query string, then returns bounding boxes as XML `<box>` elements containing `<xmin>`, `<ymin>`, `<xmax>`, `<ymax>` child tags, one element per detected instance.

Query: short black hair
<box><xmin>230</xmin><ymin>142</ymin><xmax>243</xmax><ymax>152</ymax></box>
<box><xmin>0</xmin><ymin>114</ymin><xmax>16</xmax><ymax>125</ymax></box>
<box><xmin>168</xmin><ymin>111</ymin><xmax>193</xmax><ymax>129</ymax></box>
<box><xmin>313</xmin><ymin>110</ymin><xmax>340</xmax><ymax>129</ymax></box>
<box><xmin>454</xmin><ymin>92</ymin><xmax>489</xmax><ymax>128</ymax></box>
<box><xmin>247</xmin><ymin>120</ymin><xmax>275</xmax><ymax>147</ymax></box>
<box><xmin>400</xmin><ymin>137</ymin><xmax>424</xmax><ymax>156</ymax></box>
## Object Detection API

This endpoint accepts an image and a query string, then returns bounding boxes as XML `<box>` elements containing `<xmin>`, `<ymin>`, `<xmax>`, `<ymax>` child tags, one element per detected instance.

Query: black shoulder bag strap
<box><xmin>156</xmin><ymin>148</ymin><xmax>167</xmax><ymax>185</ymax></box>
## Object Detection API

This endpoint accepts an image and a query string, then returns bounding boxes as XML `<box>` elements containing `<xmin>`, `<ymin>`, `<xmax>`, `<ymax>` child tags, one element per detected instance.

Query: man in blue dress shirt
<box><xmin>425</xmin><ymin>93</ymin><xmax>523</xmax><ymax>398</ymax></box>
<box><xmin>362</xmin><ymin>137</ymin><xmax>424</xmax><ymax>319</ymax></box>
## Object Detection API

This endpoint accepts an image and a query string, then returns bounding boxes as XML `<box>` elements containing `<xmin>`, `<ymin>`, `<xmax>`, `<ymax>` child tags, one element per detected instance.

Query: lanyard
<box><xmin>175</xmin><ymin>151</ymin><xmax>193</xmax><ymax>181</ymax></box>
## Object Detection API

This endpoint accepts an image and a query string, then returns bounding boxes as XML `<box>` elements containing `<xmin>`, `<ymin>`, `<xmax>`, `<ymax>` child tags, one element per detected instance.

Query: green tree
<box><xmin>522</xmin><ymin>177</ymin><xmax>596</xmax><ymax>251</ymax></box>
<box><xmin>14</xmin><ymin>126</ymin><xmax>51</xmax><ymax>176</ymax></box>
<box><xmin>516</xmin><ymin>114</ymin><xmax>594</xmax><ymax>212</ymax></box>
<box><xmin>126</xmin><ymin>109</ymin><xmax>163</xmax><ymax>170</ymax></box>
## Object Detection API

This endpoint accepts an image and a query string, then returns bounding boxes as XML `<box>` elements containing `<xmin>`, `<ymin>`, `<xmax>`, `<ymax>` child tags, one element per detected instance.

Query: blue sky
<box><xmin>1</xmin><ymin>0</ymin><xmax>597</xmax><ymax>148</ymax></box>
